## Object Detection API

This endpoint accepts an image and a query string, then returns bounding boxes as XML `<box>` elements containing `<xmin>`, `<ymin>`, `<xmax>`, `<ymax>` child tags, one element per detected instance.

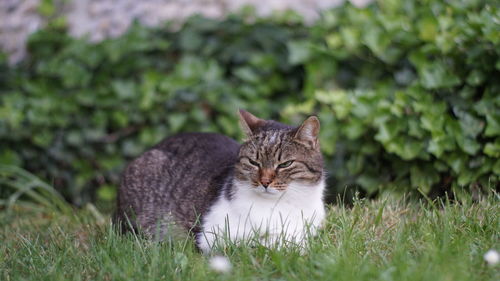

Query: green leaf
<box><xmin>419</xmin><ymin>62</ymin><xmax>461</xmax><ymax>89</ymax></box>
<box><xmin>356</xmin><ymin>174</ymin><xmax>380</xmax><ymax>194</ymax></box>
<box><xmin>484</xmin><ymin>113</ymin><xmax>500</xmax><ymax>137</ymax></box>
<box><xmin>457</xmin><ymin>169</ymin><xmax>479</xmax><ymax>186</ymax></box>
<box><xmin>363</xmin><ymin>26</ymin><xmax>389</xmax><ymax>58</ymax></box>
<box><xmin>234</xmin><ymin>67</ymin><xmax>260</xmax><ymax>83</ymax></box>
<box><xmin>287</xmin><ymin>40</ymin><xmax>312</xmax><ymax>65</ymax></box>
<box><xmin>98</xmin><ymin>156</ymin><xmax>122</xmax><ymax>171</ymax></box>
<box><xmin>179</xmin><ymin>29</ymin><xmax>203</xmax><ymax>51</ymax></box>
<box><xmin>168</xmin><ymin>114</ymin><xmax>188</xmax><ymax>133</ymax></box>
<box><xmin>59</xmin><ymin>59</ymin><xmax>92</xmax><ymax>88</ymax></box>
<box><xmin>140</xmin><ymin>71</ymin><xmax>161</xmax><ymax>110</ymax></box>
<box><xmin>347</xmin><ymin>153</ymin><xmax>364</xmax><ymax>174</ymax></box>
<box><xmin>374</xmin><ymin>120</ymin><xmax>401</xmax><ymax>143</ymax></box>
<box><xmin>455</xmin><ymin>109</ymin><xmax>484</xmax><ymax>138</ymax></box>
<box><xmin>38</xmin><ymin>0</ymin><xmax>56</xmax><ymax>17</ymax></box>
<box><xmin>343</xmin><ymin>118</ymin><xmax>366</xmax><ymax>139</ymax></box>
<box><xmin>427</xmin><ymin>135</ymin><xmax>454</xmax><ymax>157</ymax></box>
<box><xmin>399</xmin><ymin>138</ymin><xmax>425</xmax><ymax>160</ymax></box>
<box><xmin>340</xmin><ymin>27</ymin><xmax>361</xmax><ymax>50</ymax></box>
<box><xmin>410</xmin><ymin>165</ymin><xmax>439</xmax><ymax>193</ymax></box>
<box><xmin>418</xmin><ymin>17</ymin><xmax>438</xmax><ymax>42</ymax></box>
<box><xmin>315</xmin><ymin>90</ymin><xmax>352</xmax><ymax>119</ymax></box>
<box><xmin>0</xmin><ymin>150</ymin><xmax>22</xmax><ymax>166</ymax></box>
<box><xmin>112</xmin><ymin>80</ymin><xmax>136</xmax><ymax>99</ymax></box>
<box><xmin>483</xmin><ymin>140</ymin><xmax>500</xmax><ymax>157</ymax></box>
<box><xmin>66</xmin><ymin>131</ymin><xmax>84</xmax><ymax>146</ymax></box>
<box><xmin>466</xmin><ymin>69</ymin><xmax>486</xmax><ymax>86</ymax></box>
<box><xmin>97</xmin><ymin>184</ymin><xmax>117</xmax><ymax>201</ymax></box>
<box><xmin>326</xmin><ymin>33</ymin><xmax>342</xmax><ymax>49</ymax></box>
<box><xmin>457</xmin><ymin>137</ymin><xmax>481</xmax><ymax>155</ymax></box>
<box><xmin>112</xmin><ymin>111</ymin><xmax>129</xmax><ymax>127</ymax></box>
<box><xmin>445</xmin><ymin>153</ymin><xmax>466</xmax><ymax>174</ymax></box>
<box><xmin>493</xmin><ymin>159</ymin><xmax>500</xmax><ymax>175</ymax></box>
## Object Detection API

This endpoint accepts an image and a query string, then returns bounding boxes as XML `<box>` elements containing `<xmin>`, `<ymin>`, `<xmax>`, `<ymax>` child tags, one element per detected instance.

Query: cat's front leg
<box><xmin>257</xmin><ymin>231</ymin><xmax>309</xmax><ymax>252</ymax></box>
<box><xmin>258</xmin><ymin>220</ymin><xmax>320</xmax><ymax>252</ymax></box>
<box><xmin>196</xmin><ymin>230</ymin><xmax>216</xmax><ymax>254</ymax></box>
<box><xmin>198</xmin><ymin>211</ymin><xmax>248</xmax><ymax>253</ymax></box>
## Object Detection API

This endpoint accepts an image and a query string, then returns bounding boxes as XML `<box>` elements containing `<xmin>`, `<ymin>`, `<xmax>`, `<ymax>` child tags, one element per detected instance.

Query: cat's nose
<box><xmin>260</xmin><ymin>169</ymin><xmax>275</xmax><ymax>188</ymax></box>
<box><xmin>260</xmin><ymin>179</ymin><xmax>272</xmax><ymax>188</ymax></box>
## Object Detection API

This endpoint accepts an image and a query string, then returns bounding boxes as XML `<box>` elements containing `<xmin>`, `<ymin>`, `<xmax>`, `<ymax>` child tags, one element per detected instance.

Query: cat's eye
<box><xmin>248</xmin><ymin>159</ymin><xmax>260</xmax><ymax>167</ymax></box>
<box><xmin>278</xmin><ymin>160</ymin><xmax>294</xmax><ymax>169</ymax></box>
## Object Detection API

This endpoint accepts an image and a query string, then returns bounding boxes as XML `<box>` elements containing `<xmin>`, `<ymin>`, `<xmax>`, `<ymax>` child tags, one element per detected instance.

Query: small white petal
<box><xmin>209</xmin><ymin>256</ymin><xmax>232</xmax><ymax>273</ymax></box>
<box><xmin>484</xmin><ymin>249</ymin><xmax>499</xmax><ymax>265</ymax></box>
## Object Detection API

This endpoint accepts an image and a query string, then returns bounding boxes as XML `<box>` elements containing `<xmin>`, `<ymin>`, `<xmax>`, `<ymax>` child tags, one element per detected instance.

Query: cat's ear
<box><xmin>238</xmin><ymin>109</ymin><xmax>265</xmax><ymax>137</ymax></box>
<box><xmin>294</xmin><ymin>116</ymin><xmax>320</xmax><ymax>149</ymax></box>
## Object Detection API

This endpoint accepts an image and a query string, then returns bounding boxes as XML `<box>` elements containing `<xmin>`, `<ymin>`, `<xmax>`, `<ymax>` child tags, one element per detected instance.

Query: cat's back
<box><xmin>153</xmin><ymin>132</ymin><xmax>239</xmax><ymax>163</ymax></box>
<box><xmin>115</xmin><ymin>132</ymin><xmax>240</xmax><ymax>234</ymax></box>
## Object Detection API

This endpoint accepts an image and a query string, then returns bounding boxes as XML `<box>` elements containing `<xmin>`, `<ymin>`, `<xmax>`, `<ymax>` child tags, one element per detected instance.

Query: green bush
<box><xmin>0</xmin><ymin>16</ymin><xmax>307</xmax><ymax>205</ymax></box>
<box><xmin>0</xmin><ymin>1</ymin><xmax>498</xmax><ymax>205</ymax></box>
<box><xmin>291</xmin><ymin>0</ymin><xmax>499</xmax><ymax>196</ymax></box>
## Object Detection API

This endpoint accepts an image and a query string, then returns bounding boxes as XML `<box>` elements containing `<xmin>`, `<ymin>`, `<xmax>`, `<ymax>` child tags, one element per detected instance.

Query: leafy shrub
<box><xmin>287</xmin><ymin>0</ymin><xmax>499</xmax><ymax>196</ymax></box>
<box><xmin>0</xmin><ymin>1</ymin><xmax>498</xmax><ymax>205</ymax></box>
<box><xmin>0</xmin><ymin>17</ymin><xmax>307</xmax><ymax>205</ymax></box>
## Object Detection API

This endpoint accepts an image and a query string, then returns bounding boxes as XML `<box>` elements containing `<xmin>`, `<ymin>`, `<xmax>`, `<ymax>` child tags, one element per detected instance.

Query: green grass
<box><xmin>1</xmin><ymin>194</ymin><xmax>499</xmax><ymax>281</ymax></box>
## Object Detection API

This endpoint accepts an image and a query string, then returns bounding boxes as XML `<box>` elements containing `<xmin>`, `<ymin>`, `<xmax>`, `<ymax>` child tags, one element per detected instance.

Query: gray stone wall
<box><xmin>1</xmin><ymin>0</ymin><xmax>358</xmax><ymax>64</ymax></box>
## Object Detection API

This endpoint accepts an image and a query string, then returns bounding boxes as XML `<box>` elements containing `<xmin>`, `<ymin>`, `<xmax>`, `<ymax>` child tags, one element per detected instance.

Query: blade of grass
<box><xmin>0</xmin><ymin>164</ymin><xmax>72</xmax><ymax>215</ymax></box>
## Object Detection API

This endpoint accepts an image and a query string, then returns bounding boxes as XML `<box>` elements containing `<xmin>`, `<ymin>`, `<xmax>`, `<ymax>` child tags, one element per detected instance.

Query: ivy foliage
<box><xmin>292</xmin><ymin>0</ymin><xmax>499</xmax><ymax>196</ymax></box>
<box><xmin>0</xmin><ymin>1</ymin><xmax>498</xmax><ymax>204</ymax></box>
<box><xmin>0</xmin><ymin>17</ymin><xmax>307</xmax><ymax>205</ymax></box>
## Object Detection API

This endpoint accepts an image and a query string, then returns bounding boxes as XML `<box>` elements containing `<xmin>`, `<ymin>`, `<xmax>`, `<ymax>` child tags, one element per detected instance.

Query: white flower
<box><xmin>209</xmin><ymin>255</ymin><xmax>232</xmax><ymax>273</ymax></box>
<box><xmin>484</xmin><ymin>249</ymin><xmax>499</xmax><ymax>266</ymax></box>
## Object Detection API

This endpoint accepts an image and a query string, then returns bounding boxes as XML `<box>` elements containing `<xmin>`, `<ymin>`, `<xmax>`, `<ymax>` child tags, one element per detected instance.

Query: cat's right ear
<box><xmin>238</xmin><ymin>109</ymin><xmax>265</xmax><ymax>137</ymax></box>
<box><xmin>294</xmin><ymin>116</ymin><xmax>320</xmax><ymax>150</ymax></box>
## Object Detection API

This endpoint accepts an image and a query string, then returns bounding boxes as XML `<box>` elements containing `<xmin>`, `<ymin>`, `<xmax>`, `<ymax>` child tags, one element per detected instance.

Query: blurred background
<box><xmin>0</xmin><ymin>0</ymin><xmax>498</xmax><ymax>212</ymax></box>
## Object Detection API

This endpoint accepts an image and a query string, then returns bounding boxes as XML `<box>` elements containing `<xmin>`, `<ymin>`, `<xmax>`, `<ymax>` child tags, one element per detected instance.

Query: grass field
<box><xmin>1</xmin><ymin>192</ymin><xmax>499</xmax><ymax>281</ymax></box>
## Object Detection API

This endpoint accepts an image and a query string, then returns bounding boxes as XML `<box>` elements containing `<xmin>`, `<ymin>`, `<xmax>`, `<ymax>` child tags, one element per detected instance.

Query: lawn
<box><xmin>1</xmin><ymin>194</ymin><xmax>498</xmax><ymax>281</ymax></box>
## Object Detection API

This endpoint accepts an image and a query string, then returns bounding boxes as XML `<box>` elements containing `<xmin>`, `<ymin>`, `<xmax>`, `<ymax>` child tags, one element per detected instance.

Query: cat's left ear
<box><xmin>294</xmin><ymin>116</ymin><xmax>320</xmax><ymax>149</ymax></box>
<box><xmin>238</xmin><ymin>109</ymin><xmax>265</xmax><ymax>137</ymax></box>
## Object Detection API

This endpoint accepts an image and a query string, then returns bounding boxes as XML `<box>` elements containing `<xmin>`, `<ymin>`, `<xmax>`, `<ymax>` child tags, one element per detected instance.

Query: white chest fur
<box><xmin>197</xmin><ymin>180</ymin><xmax>325</xmax><ymax>253</ymax></box>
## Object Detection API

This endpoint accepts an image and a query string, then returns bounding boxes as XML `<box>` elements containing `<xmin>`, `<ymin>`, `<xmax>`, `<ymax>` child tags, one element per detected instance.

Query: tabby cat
<box><xmin>114</xmin><ymin>110</ymin><xmax>326</xmax><ymax>252</ymax></box>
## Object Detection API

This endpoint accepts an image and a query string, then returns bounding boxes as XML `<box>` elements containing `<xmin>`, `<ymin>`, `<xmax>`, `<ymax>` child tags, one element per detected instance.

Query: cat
<box><xmin>114</xmin><ymin>110</ymin><xmax>326</xmax><ymax>253</ymax></box>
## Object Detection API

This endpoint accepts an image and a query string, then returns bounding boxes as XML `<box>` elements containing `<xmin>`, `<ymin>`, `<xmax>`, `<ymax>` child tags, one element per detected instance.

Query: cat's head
<box><xmin>234</xmin><ymin>110</ymin><xmax>324</xmax><ymax>196</ymax></box>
